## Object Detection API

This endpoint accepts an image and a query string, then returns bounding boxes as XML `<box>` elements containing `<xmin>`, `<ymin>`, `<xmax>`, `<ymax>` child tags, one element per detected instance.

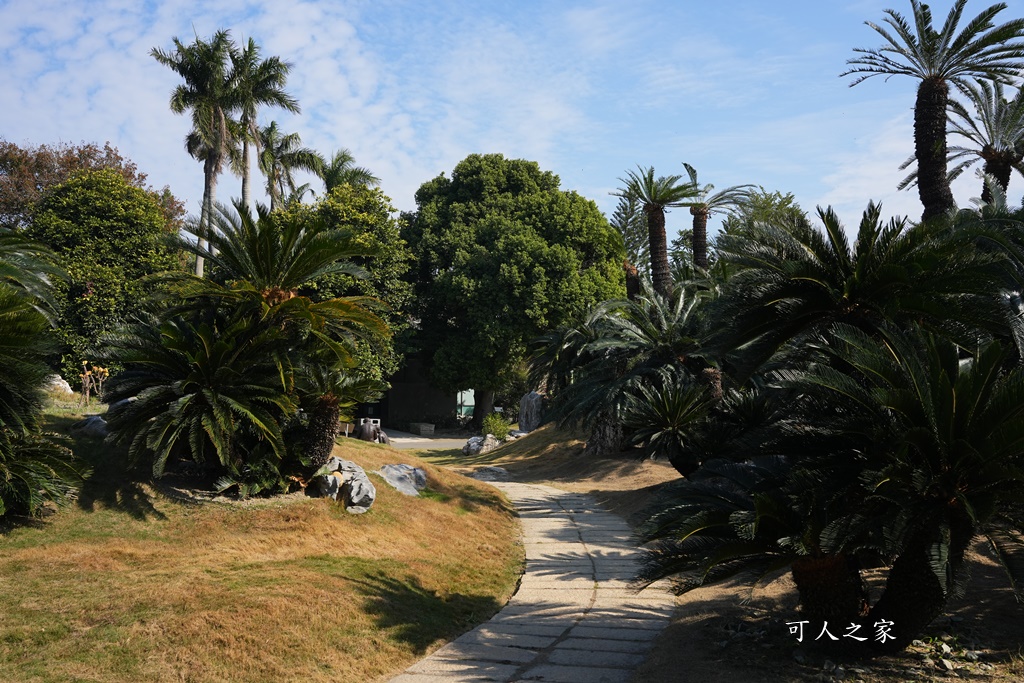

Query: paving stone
<box><xmin>407</xmin><ymin>658</ymin><xmax>520</xmax><ymax>678</ymax></box>
<box><xmin>557</xmin><ymin>637</ymin><xmax>655</xmax><ymax>654</ymax></box>
<box><xmin>388</xmin><ymin>481</ymin><xmax>676</xmax><ymax>683</ymax></box>
<box><xmin>516</xmin><ymin>664</ymin><xmax>633</xmax><ymax>683</ymax></box>
<box><xmin>432</xmin><ymin>642</ymin><xmax>539</xmax><ymax>664</ymax></box>
<box><xmin>546</xmin><ymin>648</ymin><xmax>647</xmax><ymax>668</ymax></box>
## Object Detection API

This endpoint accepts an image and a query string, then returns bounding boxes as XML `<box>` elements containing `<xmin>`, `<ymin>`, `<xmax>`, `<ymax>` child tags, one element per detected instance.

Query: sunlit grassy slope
<box><xmin>0</xmin><ymin>411</ymin><xmax>522</xmax><ymax>683</ymax></box>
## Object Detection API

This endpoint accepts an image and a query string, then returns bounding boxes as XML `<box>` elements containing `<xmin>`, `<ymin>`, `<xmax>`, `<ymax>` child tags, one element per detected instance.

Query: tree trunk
<box><xmin>691</xmin><ymin>206</ymin><xmax>710</xmax><ymax>270</ymax></box>
<box><xmin>471</xmin><ymin>388</ymin><xmax>495</xmax><ymax>428</ymax></box>
<box><xmin>198</xmin><ymin>156</ymin><xmax>219</xmax><ymax>278</ymax></box>
<box><xmin>981</xmin><ymin>153</ymin><xmax>1013</xmax><ymax>205</ymax></box>
<box><xmin>791</xmin><ymin>554</ymin><xmax>870</xmax><ymax>625</ymax></box>
<box><xmin>241</xmin><ymin>137</ymin><xmax>251</xmax><ymax>210</ymax></box>
<box><xmin>646</xmin><ymin>206</ymin><xmax>672</xmax><ymax>299</ymax></box>
<box><xmin>306</xmin><ymin>398</ymin><xmax>341</xmax><ymax>473</ymax></box>
<box><xmin>624</xmin><ymin>260</ymin><xmax>641</xmax><ymax>301</ymax></box>
<box><xmin>868</xmin><ymin>512</ymin><xmax>974</xmax><ymax>651</ymax></box>
<box><xmin>586</xmin><ymin>412</ymin><xmax>624</xmax><ymax>457</ymax></box>
<box><xmin>915</xmin><ymin>78</ymin><xmax>955</xmax><ymax>222</ymax></box>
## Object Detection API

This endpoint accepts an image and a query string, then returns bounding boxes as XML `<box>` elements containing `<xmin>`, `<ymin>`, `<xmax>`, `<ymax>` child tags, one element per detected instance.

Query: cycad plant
<box><xmin>0</xmin><ymin>230</ymin><xmax>78</xmax><ymax>518</ymax></box>
<box><xmin>712</xmin><ymin>202</ymin><xmax>1005</xmax><ymax>379</ymax></box>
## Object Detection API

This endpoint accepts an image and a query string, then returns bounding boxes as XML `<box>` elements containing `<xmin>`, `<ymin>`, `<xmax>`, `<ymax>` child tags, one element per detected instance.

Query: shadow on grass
<box><xmin>352</xmin><ymin>571</ymin><xmax>502</xmax><ymax>654</ymax></box>
<box><xmin>44</xmin><ymin>414</ymin><xmax>165</xmax><ymax>522</ymax></box>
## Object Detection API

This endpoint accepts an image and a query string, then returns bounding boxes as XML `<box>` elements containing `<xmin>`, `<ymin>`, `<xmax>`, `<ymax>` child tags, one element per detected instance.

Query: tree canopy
<box><xmin>403</xmin><ymin>153</ymin><xmax>625</xmax><ymax>419</ymax></box>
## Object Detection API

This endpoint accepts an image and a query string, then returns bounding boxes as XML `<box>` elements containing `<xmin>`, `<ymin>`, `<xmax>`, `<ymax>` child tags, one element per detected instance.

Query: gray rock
<box><xmin>71</xmin><ymin>415</ymin><xmax>108</xmax><ymax>438</ymax></box>
<box><xmin>43</xmin><ymin>374</ymin><xmax>74</xmax><ymax>397</ymax></box>
<box><xmin>462</xmin><ymin>434</ymin><xmax>501</xmax><ymax>455</ymax></box>
<box><xmin>378</xmin><ymin>464</ymin><xmax>428</xmax><ymax>496</ymax></box>
<box><xmin>469</xmin><ymin>466</ymin><xmax>511</xmax><ymax>482</ymax></box>
<box><xmin>518</xmin><ymin>391</ymin><xmax>543</xmax><ymax>432</ymax></box>
<box><xmin>508</xmin><ymin>429</ymin><xmax>529</xmax><ymax>438</ymax></box>
<box><xmin>315</xmin><ymin>457</ymin><xmax>376</xmax><ymax>513</ymax></box>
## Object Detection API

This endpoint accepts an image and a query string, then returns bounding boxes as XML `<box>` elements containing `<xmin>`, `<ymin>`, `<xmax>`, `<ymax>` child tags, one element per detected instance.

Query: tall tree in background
<box><xmin>405</xmin><ymin>153</ymin><xmax>625</xmax><ymax>426</ymax></box>
<box><xmin>681</xmin><ymin>163</ymin><xmax>753</xmax><ymax>269</ymax></box>
<box><xmin>320</xmin><ymin>148</ymin><xmax>380</xmax><ymax>193</ymax></box>
<box><xmin>258</xmin><ymin>121</ymin><xmax>324</xmax><ymax>211</ymax></box>
<box><xmin>152</xmin><ymin>29</ymin><xmax>239</xmax><ymax>276</ymax></box>
<box><xmin>614</xmin><ymin>167</ymin><xmax>697</xmax><ymax>298</ymax></box>
<box><xmin>231</xmin><ymin>37</ymin><xmax>300</xmax><ymax>210</ymax></box>
<box><xmin>843</xmin><ymin>0</ymin><xmax>1024</xmax><ymax>222</ymax></box>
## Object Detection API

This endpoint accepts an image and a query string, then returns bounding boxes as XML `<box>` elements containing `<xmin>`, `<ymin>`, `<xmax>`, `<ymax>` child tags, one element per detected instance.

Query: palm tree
<box><xmin>711</xmin><ymin>202</ymin><xmax>1005</xmax><ymax>379</ymax></box>
<box><xmin>681</xmin><ymin>164</ymin><xmax>754</xmax><ymax>270</ymax></box>
<box><xmin>842</xmin><ymin>0</ymin><xmax>1024</xmax><ymax>221</ymax></box>
<box><xmin>152</xmin><ymin>29</ymin><xmax>240</xmax><ymax>276</ymax></box>
<box><xmin>102</xmin><ymin>313</ymin><xmax>297</xmax><ymax>479</ymax></box>
<box><xmin>898</xmin><ymin>79</ymin><xmax>1024</xmax><ymax>204</ymax></box>
<box><xmin>257</xmin><ymin>122</ymin><xmax>325</xmax><ymax>210</ymax></box>
<box><xmin>169</xmin><ymin>200</ymin><xmax>387</xmax><ymax>363</ymax></box>
<box><xmin>613</xmin><ymin>167</ymin><xmax>698</xmax><ymax>297</ymax></box>
<box><xmin>320</xmin><ymin>148</ymin><xmax>380</xmax><ymax>193</ymax></box>
<box><xmin>792</xmin><ymin>325</ymin><xmax>1024</xmax><ymax>649</ymax></box>
<box><xmin>231</xmin><ymin>37</ymin><xmax>300</xmax><ymax>210</ymax></box>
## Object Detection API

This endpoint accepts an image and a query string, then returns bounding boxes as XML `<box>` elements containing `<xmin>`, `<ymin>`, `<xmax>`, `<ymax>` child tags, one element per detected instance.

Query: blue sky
<box><xmin>3</xmin><ymin>0</ymin><xmax>1024</xmax><ymax>242</ymax></box>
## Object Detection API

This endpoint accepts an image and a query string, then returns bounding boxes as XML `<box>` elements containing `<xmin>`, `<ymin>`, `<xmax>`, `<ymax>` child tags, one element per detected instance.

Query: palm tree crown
<box><xmin>320</xmin><ymin>148</ymin><xmax>380</xmax><ymax>193</ymax></box>
<box><xmin>613</xmin><ymin>166</ymin><xmax>698</xmax><ymax>298</ymax></box>
<box><xmin>842</xmin><ymin>0</ymin><xmax>1024</xmax><ymax>221</ymax></box>
<box><xmin>152</xmin><ymin>29</ymin><xmax>239</xmax><ymax>276</ymax></box>
<box><xmin>681</xmin><ymin>163</ymin><xmax>753</xmax><ymax>270</ymax></box>
<box><xmin>258</xmin><ymin>122</ymin><xmax>325</xmax><ymax>211</ymax></box>
<box><xmin>231</xmin><ymin>37</ymin><xmax>300</xmax><ymax>210</ymax></box>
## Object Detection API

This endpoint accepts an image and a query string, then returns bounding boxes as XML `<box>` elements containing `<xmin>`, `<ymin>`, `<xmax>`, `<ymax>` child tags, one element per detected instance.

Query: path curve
<box><xmin>388</xmin><ymin>481</ymin><xmax>675</xmax><ymax>683</ymax></box>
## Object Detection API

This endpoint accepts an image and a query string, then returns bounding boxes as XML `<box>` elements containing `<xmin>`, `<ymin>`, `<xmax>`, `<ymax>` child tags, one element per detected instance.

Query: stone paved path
<box><xmin>388</xmin><ymin>481</ymin><xmax>675</xmax><ymax>683</ymax></box>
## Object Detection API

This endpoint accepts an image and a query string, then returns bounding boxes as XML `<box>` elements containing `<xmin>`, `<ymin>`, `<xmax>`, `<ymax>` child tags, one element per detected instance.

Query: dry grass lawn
<box><xmin>0</xmin><ymin>414</ymin><xmax>522</xmax><ymax>683</ymax></box>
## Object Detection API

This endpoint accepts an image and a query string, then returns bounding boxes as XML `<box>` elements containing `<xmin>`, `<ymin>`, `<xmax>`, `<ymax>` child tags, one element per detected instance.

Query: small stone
<box><xmin>941</xmin><ymin>643</ymin><xmax>952</xmax><ymax>655</ymax></box>
<box><xmin>823</xmin><ymin>660</ymin><xmax>835</xmax><ymax>672</ymax></box>
<box><xmin>792</xmin><ymin>649</ymin><xmax>806</xmax><ymax>664</ymax></box>
<box><xmin>922</xmin><ymin>657</ymin><xmax>935</xmax><ymax>667</ymax></box>
<box><xmin>964</xmin><ymin>651</ymin><xmax>980</xmax><ymax>662</ymax></box>
<box><xmin>834</xmin><ymin>665</ymin><xmax>847</xmax><ymax>680</ymax></box>
<box><xmin>377</xmin><ymin>463</ymin><xmax>427</xmax><ymax>496</ymax></box>
<box><xmin>940</xmin><ymin>658</ymin><xmax>955</xmax><ymax>671</ymax></box>
<box><xmin>912</xmin><ymin>640</ymin><xmax>926</xmax><ymax>647</ymax></box>
<box><xmin>71</xmin><ymin>415</ymin><xmax>108</xmax><ymax>438</ymax></box>
<box><xmin>939</xmin><ymin>633</ymin><xmax>953</xmax><ymax>642</ymax></box>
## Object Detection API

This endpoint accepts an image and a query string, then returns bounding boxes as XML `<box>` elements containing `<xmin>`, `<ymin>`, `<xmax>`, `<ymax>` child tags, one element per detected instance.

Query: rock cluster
<box><xmin>463</xmin><ymin>434</ymin><xmax>501</xmax><ymax>455</ymax></box>
<box><xmin>378</xmin><ymin>463</ymin><xmax>428</xmax><ymax>496</ymax></box>
<box><xmin>315</xmin><ymin>457</ymin><xmax>376</xmax><ymax>513</ymax></box>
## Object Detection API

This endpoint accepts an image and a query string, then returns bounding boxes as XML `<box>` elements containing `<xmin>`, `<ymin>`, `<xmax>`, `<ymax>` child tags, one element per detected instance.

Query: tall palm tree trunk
<box><xmin>198</xmin><ymin>156</ymin><xmax>219</xmax><ymax>278</ymax></box>
<box><xmin>645</xmin><ymin>206</ymin><xmax>672</xmax><ymax>298</ymax></box>
<box><xmin>916</xmin><ymin>78</ymin><xmax>956</xmax><ymax>222</ymax></box>
<box><xmin>690</xmin><ymin>206</ymin><xmax>710</xmax><ymax>269</ymax></box>
<box><xmin>241</xmin><ymin>138</ymin><xmax>252</xmax><ymax>210</ymax></box>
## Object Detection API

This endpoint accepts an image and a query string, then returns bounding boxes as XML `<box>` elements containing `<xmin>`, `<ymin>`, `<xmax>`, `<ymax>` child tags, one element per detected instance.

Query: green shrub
<box><xmin>481</xmin><ymin>412</ymin><xmax>510</xmax><ymax>440</ymax></box>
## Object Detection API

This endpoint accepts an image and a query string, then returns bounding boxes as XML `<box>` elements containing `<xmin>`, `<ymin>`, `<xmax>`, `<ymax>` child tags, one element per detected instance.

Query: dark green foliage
<box><xmin>100</xmin><ymin>201</ymin><xmax>388</xmax><ymax>491</ymax></box>
<box><xmin>404</xmin><ymin>153</ymin><xmax>624</xmax><ymax>406</ymax></box>
<box><xmin>711</xmin><ymin>202</ymin><xmax>1005</xmax><ymax>380</ymax></box>
<box><xmin>101</xmin><ymin>314</ymin><xmax>296</xmax><ymax>478</ymax></box>
<box><xmin>0</xmin><ymin>230</ymin><xmax>80</xmax><ymax>518</ymax></box>
<box><xmin>280</xmin><ymin>184</ymin><xmax>413</xmax><ymax>381</ymax></box>
<box><xmin>25</xmin><ymin>169</ymin><xmax>181</xmax><ymax>380</ymax></box>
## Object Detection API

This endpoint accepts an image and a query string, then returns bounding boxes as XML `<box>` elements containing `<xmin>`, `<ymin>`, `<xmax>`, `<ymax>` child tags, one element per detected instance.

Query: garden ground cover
<box><xmin>0</xmin><ymin>409</ymin><xmax>521</xmax><ymax>683</ymax></box>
